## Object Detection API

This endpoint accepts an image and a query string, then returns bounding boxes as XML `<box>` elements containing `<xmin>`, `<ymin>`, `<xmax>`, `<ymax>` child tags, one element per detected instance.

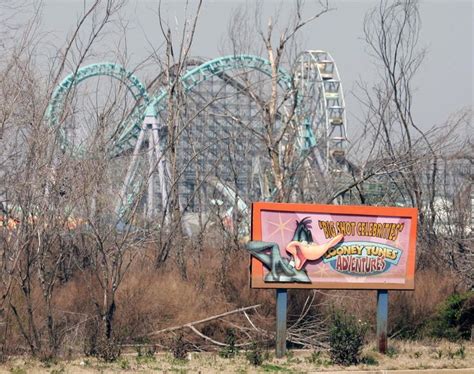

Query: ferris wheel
<box><xmin>293</xmin><ymin>50</ymin><xmax>348</xmax><ymax>175</ymax></box>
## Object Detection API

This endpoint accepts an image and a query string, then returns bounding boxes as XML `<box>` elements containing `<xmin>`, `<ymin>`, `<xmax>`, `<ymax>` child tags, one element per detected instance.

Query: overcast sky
<box><xmin>34</xmin><ymin>0</ymin><xmax>474</xmax><ymax>139</ymax></box>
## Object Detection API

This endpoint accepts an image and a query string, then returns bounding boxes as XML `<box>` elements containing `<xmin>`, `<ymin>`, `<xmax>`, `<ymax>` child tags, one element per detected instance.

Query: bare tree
<box><xmin>0</xmin><ymin>0</ymin><xmax>146</xmax><ymax>358</ymax></box>
<box><xmin>239</xmin><ymin>0</ymin><xmax>333</xmax><ymax>202</ymax></box>
<box><xmin>357</xmin><ymin>0</ymin><xmax>434</xmax><ymax>220</ymax></box>
<box><xmin>350</xmin><ymin>0</ymin><xmax>473</xmax><ymax>284</ymax></box>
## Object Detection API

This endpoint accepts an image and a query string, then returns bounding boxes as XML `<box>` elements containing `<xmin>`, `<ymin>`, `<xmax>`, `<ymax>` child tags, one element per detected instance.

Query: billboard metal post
<box><xmin>377</xmin><ymin>290</ymin><xmax>389</xmax><ymax>353</ymax></box>
<box><xmin>276</xmin><ymin>288</ymin><xmax>288</xmax><ymax>358</ymax></box>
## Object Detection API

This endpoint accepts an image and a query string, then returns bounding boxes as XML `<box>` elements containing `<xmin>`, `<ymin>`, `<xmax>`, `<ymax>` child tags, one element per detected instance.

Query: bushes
<box><xmin>219</xmin><ymin>329</ymin><xmax>238</xmax><ymax>358</ymax></box>
<box><xmin>428</xmin><ymin>291</ymin><xmax>473</xmax><ymax>341</ymax></box>
<box><xmin>388</xmin><ymin>269</ymin><xmax>460</xmax><ymax>339</ymax></box>
<box><xmin>170</xmin><ymin>333</ymin><xmax>190</xmax><ymax>360</ymax></box>
<box><xmin>1</xmin><ymin>235</ymin><xmax>471</xmax><ymax>360</ymax></box>
<box><xmin>324</xmin><ymin>268</ymin><xmax>462</xmax><ymax>341</ymax></box>
<box><xmin>328</xmin><ymin>311</ymin><xmax>367</xmax><ymax>366</ymax></box>
<box><xmin>82</xmin><ymin>320</ymin><xmax>121</xmax><ymax>362</ymax></box>
<box><xmin>245</xmin><ymin>341</ymin><xmax>267</xmax><ymax>366</ymax></box>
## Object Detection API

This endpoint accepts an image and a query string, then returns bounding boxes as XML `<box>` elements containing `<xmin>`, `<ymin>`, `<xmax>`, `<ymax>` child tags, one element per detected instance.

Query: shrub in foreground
<box><xmin>329</xmin><ymin>311</ymin><xmax>367</xmax><ymax>366</ymax></box>
<box><xmin>170</xmin><ymin>333</ymin><xmax>190</xmax><ymax>360</ymax></box>
<box><xmin>245</xmin><ymin>341</ymin><xmax>267</xmax><ymax>366</ymax></box>
<box><xmin>428</xmin><ymin>291</ymin><xmax>473</xmax><ymax>341</ymax></box>
<box><xmin>219</xmin><ymin>328</ymin><xmax>238</xmax><ymax>358</ymax></box>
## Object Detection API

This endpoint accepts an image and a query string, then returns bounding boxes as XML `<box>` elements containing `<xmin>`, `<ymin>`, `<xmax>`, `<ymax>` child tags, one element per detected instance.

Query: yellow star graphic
<box><xmin>266</xmin><ymin>213</ymin><xmax>294</xmax><ymax>242</ymax></box>
<box><xmin>313</xmin><ymin>263</ymin><xmax>331</xmax><ymax>278</ymax></box>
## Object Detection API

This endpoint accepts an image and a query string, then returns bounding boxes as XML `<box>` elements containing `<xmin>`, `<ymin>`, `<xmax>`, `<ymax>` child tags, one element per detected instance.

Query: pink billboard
<box><xmin>248</xmin><ymin>202</ymin><xmax>417</xmax><ymax>289</ymax></box>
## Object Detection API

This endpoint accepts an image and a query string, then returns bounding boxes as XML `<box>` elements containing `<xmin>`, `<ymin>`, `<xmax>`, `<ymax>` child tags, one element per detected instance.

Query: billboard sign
<box><xmin>247</xmin><ymin>202</ymin><xmax>417</xmax><ymax>289</ymax></box>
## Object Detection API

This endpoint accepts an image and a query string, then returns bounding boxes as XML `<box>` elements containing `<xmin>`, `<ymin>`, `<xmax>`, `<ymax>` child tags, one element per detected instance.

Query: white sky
<box><xmin>19</xmin><ymin>0</ymin><xmax>474</xmax><ymax>140</ymax></box>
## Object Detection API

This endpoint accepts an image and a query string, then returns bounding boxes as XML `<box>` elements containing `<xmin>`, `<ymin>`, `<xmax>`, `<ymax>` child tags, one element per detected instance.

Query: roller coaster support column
<box><xmin>118</xmin><ymin>123</ymin><xmax>146</xmax><ymax>217</ymax></box>
<box><xmin>147</xmin><ymin>123</ymin><xmax>155</xmax><ymax>218</ymax></box>
<box><xmin>147</xmin><ymin>109</ymin><xmax>169</xmax><ymax>221</ymax></box>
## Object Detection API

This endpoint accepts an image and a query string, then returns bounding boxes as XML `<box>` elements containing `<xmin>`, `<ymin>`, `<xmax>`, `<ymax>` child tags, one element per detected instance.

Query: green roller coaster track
<box><xmin>47</xmin><ymin>54</ymin><xmax>316</xmax><ymax>156</ymax></box>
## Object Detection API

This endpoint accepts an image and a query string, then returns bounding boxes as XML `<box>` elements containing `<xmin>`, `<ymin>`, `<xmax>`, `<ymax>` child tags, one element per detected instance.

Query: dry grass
<box><xmin>0</xmin><ymin>340</ymin><xmax>472</xmax><ymax>373</ymax></box>
<box><xmin>110</xmin><ymin>247</ymin><xmax>275</xmax><ymax>339</ymax></box>
<box><xmin>1</xmin><ymin>239</ymin><xmax>470</xmax><ymax>357</ymax></box>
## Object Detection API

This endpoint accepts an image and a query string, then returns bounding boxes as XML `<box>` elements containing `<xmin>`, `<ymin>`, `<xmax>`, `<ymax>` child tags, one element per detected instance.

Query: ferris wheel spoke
<box><xmin>292</xmin><ymin>50</ymin><xmax>349</xmax><ymax>178</ymax></box>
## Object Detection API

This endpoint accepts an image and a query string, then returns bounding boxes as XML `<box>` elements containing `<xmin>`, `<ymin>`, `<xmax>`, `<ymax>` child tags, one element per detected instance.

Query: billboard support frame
<box><xmin>247</xmin><ymin>202</ymin><xmax>418</xmax><ymax>356</ymax></box>
<box><xmin>249</xmin><ymin>202</ymin><xmax>417</xmax><ymax>290</ymax></box>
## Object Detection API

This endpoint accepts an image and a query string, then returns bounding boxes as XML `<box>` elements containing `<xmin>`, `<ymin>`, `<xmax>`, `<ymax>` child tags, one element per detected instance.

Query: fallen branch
<box><xmin>188</xmin><ymin>325</ymin><xmax>228</xmax><ymax>347</ymax></box>
<box><xmin>140</xmin><ymin>304</ymin><xmax>261</xmax><ymax>338</ymax></box>
<box><xmin>243</xmin><ymin>310</ymin><xmax>260</xmax><ymax>332</ymax></box>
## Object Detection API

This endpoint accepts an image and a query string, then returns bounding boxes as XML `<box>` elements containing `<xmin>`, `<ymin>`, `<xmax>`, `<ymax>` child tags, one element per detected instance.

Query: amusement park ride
<box><xmin>45</xmin><ymin>50</ymin><xmax>350</xmax><ymax>233</ymax></box>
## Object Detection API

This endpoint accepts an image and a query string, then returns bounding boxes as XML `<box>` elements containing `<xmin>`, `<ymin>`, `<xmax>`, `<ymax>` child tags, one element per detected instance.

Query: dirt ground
<box><xmin>1</xmin><ymin>340</ymin><xmax>473</xmax><ymax>373</ymax></box>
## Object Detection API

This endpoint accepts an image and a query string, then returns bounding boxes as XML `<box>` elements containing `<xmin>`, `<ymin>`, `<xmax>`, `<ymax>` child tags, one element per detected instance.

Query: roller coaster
<box><xmin>46</xmin><ymin>51</ymin><xmax>350</xmax><ymax>233</ymax></box>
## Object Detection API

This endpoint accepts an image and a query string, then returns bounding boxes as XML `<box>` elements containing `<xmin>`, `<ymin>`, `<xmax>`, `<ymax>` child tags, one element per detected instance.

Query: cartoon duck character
<box><xmin>246</xmin><ymin>217</ymin><xmax>343</xmax><ymax>283</ymax></box>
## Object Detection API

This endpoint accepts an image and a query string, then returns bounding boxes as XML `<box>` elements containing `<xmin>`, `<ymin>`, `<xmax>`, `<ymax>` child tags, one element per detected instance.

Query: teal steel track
<box><xmin>47</xmin><ymin>54</ymin><xmax>317</xmax><ymax>155</ymax></box>
<box><xmin>47</xmin><ymin>63</ymin><xmax>150</xmax><ymax>152</ymax></box>
<box><xmin>113</xmin><ymin>54</ymin><xmax>297</xmax><ymax>154</ymax></box>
